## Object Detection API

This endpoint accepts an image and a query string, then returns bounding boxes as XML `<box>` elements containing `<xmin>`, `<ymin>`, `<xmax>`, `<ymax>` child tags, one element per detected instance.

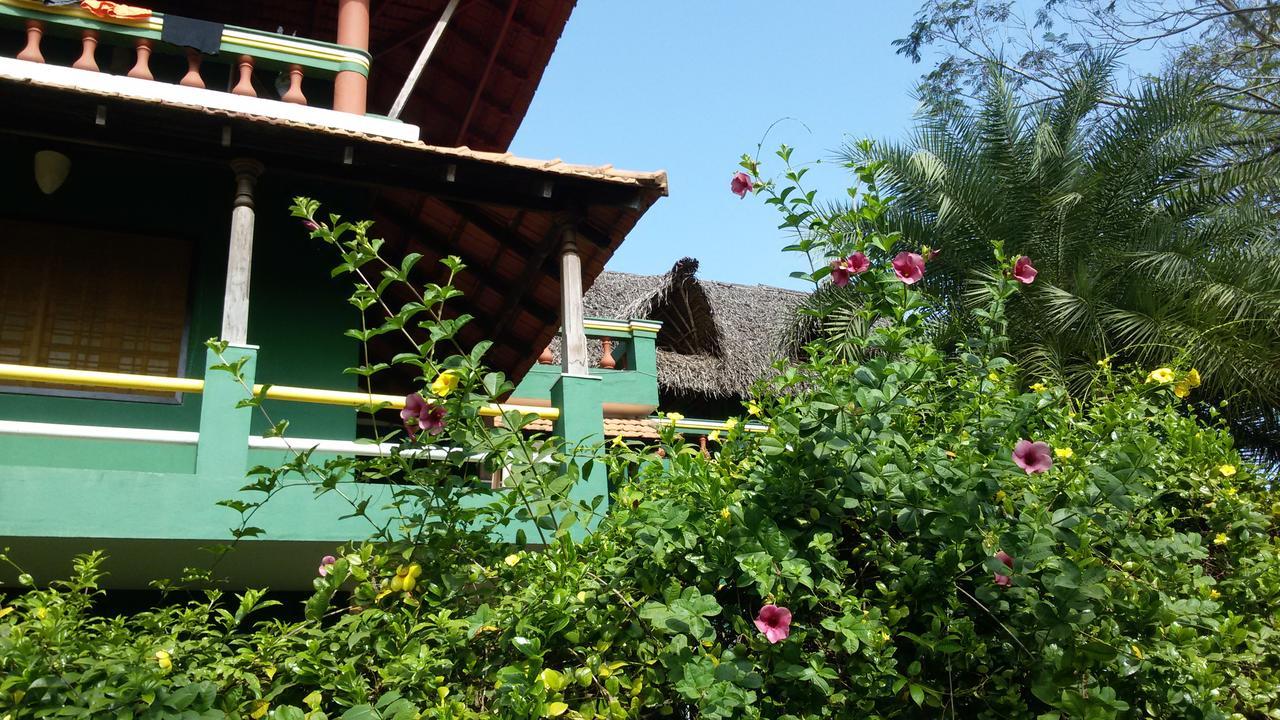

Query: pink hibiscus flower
<box><xmin>401</xmin><ymin>393</ymin><xmax>427</xmax><ymax>439</ymax></box>
<box><xmin>419</xmin><ymin>403</ymin><xmax>448</xmax><ymax>436</ymax></box>
<box><xmin>993</xmin><ymin>551</ymin><xmax>1014</xmax><ymax>587</ymax></box>
<box><xmin>892</xmin><ymin>252</ymin><xmax>926</xmax><ymax>284</ymax></box>
<box><xmin>754</xmin><ymin>604</ymin><xmax>792</xmax><ymax>644</ymax></box>
<box><xmin>830</xmin><ymin>252</ymin><xmax>870</xmax><ymax>287</ymax></box>
<box><xmin>730</xmin><ymin>172</ymin><xmax>754</xmax><ymax>199</ymax></box>
<box><xmin>1012</xmin><ymin>256</ymin><xmax>1038</xmax><ymax>284</ymax></box>
<box><xmin>1012</xmin><ymin>439</ymin><xmax>1053</xmax><ymax>474</ymax></box>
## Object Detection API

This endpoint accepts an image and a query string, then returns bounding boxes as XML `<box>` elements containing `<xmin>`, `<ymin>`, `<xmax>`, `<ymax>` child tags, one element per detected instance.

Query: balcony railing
<box><xmin>0</xmin><ymin>360</ymin><xmax>557</xmax><ymax>458</ymax></box>
<box><xmin>0</xmin><ymin>0</ymin><xmax>415</xmax><ymax>140</ymax></box>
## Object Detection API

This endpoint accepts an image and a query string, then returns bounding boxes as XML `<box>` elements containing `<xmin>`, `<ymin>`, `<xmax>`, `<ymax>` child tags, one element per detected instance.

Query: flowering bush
<box><xmin>3</xmin><ymin>176</ymin><xmax>1279</xmax><ymax>718</ymax></box>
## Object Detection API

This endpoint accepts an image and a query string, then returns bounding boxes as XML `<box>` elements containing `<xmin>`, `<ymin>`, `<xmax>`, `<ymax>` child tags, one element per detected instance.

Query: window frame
<box><xmin>0</xmin><ymin>217</ymin><xmax>198</xmax><ymax>405</ymax></box>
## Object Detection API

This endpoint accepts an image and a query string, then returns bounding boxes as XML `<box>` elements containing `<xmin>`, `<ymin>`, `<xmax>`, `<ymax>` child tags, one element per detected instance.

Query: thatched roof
<box><xmin>583</xmin><ymin>258</ymin><xmax>807</xmax><ymax>399</ymax></box>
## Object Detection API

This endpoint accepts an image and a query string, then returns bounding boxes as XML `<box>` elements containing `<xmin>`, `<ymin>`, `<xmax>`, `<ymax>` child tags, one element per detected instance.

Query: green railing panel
<box><xmin>0</xmin><ymin>0</ymin><xmax>370</xmax><ymax>76</ymax></box>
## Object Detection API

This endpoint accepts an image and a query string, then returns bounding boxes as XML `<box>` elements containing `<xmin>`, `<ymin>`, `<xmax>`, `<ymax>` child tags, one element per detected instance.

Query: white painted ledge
<box><xmin>0</xmin><ymin>419</ymin><xmax>198</xmax><ymax>445</ymax></box>
<box><xmin>0</xmin><ymin>56</ymin><xmax>420</xmax><ymax>142</ymax></box>
<box><xmin>0</xmin><ymin>420</ymin><xmax>558</xmax><ymax>464</ymax></box>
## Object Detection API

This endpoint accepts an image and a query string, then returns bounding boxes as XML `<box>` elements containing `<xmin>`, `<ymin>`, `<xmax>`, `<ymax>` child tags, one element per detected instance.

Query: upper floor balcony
<box><xmin>0</xmin><ymin>0</ymin><xmax>418</xmax><ymax>141</ymax></box>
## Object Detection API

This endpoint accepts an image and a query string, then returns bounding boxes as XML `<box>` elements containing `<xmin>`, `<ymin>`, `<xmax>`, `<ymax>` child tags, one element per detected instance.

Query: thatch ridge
<box><xmin>583</xmin><ymin>258</ymin><xmax>807</xmax><ymax>399</ymax></box>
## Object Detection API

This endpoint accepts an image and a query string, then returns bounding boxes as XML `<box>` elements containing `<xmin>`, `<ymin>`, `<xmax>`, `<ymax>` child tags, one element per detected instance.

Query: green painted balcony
<box><xmin>0</xmin><ymin>316</ymin><xmax>675</xmax><ymax>587</ymax></box>
<box><xmin>0</xmin><ymin>0</ymin><xmax>415</xmax><ymax>141</ymax></box>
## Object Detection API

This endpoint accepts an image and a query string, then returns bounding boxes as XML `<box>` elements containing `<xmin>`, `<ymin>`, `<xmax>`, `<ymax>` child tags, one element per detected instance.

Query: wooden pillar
<box><xmin>221</xmin><ymin>159</ymin><xmax>264</xmax><ymax>344</ymax></box>
<box><xmin>333</xmin><ymin>0</ymin><xmax>370</xmax><ymax>114</ymax></box>
<box><xmin>559</xmin><ymin>228</ymin><xmax>590</xmax><ymax>377</ymax></box>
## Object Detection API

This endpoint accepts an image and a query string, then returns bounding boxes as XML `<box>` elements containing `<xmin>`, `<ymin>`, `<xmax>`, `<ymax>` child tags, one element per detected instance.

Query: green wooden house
<box><xmin>0</xmin><ymin>0</ymin><xmax>669</xmax><ymax>588</ymax></box>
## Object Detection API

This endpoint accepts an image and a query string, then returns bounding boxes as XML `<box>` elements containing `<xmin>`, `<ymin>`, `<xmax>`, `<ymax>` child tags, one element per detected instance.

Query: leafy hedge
<box><xmin>2</xmin><ymin>176</ymin><xmax>1279</xmax><ymax>719</ymax></box>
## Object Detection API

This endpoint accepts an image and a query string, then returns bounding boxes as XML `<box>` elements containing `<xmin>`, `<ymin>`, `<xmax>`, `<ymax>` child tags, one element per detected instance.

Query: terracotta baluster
<box><xmin>179</xmin><ymin>49</ymin><xmax>205</xmax><ymax>88</ymax></box>
<box><xmin>72</xmin><ymin>30</ymin><xmax>99</xmax><ymax>71</ymax></box>
<box><xmin>538</xmin><ymin>344</ymin><xmax>554</xmax><ymax>364</ymax></box>
<box><xmin>281</xmin><ymin>64</ymin><xmax>306</xmax><ymax>104</ymax></box>
<box><xmin>599</xmin><ymin>338</ymin><xmax>616</xmax><ymax>369</ymax></box>
<box><xmin>655</xmin><ymin>447</ymin><xmax>667</xmax><ymax>459</ymax></box>
<box><xmin>231</xmin><ymin>55</ymin><xmax>256</xmax><ymax>97</ymax></box>
<box><xmin>17</xmin><ymin>21</ymin><xmax>44</xmax><ymax>64</ymax></box>
<box><xmin>699</xmin><ymin>435</ymin><xmax>710</xmax><ymax>458</ymax></box>
<box><xmin>127</xmin><ymin>39</ymin><xmax>153</xmax><ymax>80</ymax></box>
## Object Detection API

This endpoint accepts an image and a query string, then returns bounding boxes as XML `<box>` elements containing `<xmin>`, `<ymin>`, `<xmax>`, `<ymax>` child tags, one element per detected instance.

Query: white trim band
<box><xmin>0</xmin><ymin>57</ymin><xmax>419</xmax><ymax>142</ymax></box>
<box><xmin>0</xmin><ymin>419</ymin><xmax>198</xmax><ymax>445</ymax></box>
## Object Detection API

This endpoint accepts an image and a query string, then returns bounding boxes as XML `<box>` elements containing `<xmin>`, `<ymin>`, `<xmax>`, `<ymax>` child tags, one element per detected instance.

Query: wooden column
<box><xmin>333</xmin><ymin>0</ymin><xmax>370</xmax><ymax>114</ymax></box>
<box><xmin>559</xmin><ymin>228</ymin><xmax>590</xmax><ymax>377</ymax></box>
<box><xmin>220</xmin><ymin>159</ymin><xmax>264</xmax><ymax>344</ymax></box>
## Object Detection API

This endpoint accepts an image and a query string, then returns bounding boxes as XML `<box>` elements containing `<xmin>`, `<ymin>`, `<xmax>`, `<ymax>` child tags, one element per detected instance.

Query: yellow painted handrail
<box><xmin>0</xmin><ymin>363</ymin><xmax>559</xmax><ymax>420</ymax></box>
<box><xmin>0</xmin><ymin>363</ymin><xmax>203</xmax><ymax>393</ymax></box>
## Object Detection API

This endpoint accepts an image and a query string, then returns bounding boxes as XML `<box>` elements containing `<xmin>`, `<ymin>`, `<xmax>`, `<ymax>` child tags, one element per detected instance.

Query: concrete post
<box><xmin>221</xmin><ymin>159</ymin><xmax>263</xmax><ymax>345</ymax></box>
<box><xmin>196</xmin><ymin>345</ymin><xmax>257</xmax><ymax>479</ymax></box>
<box><xmin>626</xmin><ymin>322</ymin><xmax>659</xmax><ymax>378</ymax></box>
<box><xmin>551</xmin><ymin>372</ymin><xmax>607</xmax><ymax>530</ymax></box>
<box><xmin>333</xmin><ymin>0</ymin><xmax>370</xmax><ymax>114</ymax></box>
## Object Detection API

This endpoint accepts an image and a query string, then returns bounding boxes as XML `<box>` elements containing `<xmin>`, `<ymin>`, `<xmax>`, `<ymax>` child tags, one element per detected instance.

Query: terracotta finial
<box><xmin>127</xmin><ymin>39</ymin><xmax>153</xmax><ymax>81</ymax></box>
<box><xmin>281</xmin><ymin>64</ymin><xmax>307</xmax><ymax>105</ymax></box>
<box><xmin>17</xmin><ymin>21</ymin><xmax>44</xmax><ymax>64</ymax></box>
<box><xmin>538</xmin><ymin>344</ymin><xmax>554</xmax><ymax>364</ymax></box>
<box><xmin>599</xmin><ymin>338</ymin><xmax>616</xmax><ymax>369</ymax></box>
<box><xmin>231</xmin><ymin>55</ymin><xmax>257</xmax><ymax>97</ymax></box>
<box><xmin>72</xmin><ymin>30</ymin><xmax>99</xmax><ymax>72</ymax></box>
<box><xmin>179</xmin><ymin>48</ymin><xmax>205</xmax><ymax>88</ymax></box>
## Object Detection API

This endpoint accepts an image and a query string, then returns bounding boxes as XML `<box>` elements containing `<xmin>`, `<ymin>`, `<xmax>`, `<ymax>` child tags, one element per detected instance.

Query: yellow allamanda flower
<box><xmin>725</xmin><ymin>417</ymin><xmax>739</xmax><ymax>430</ymax></box>
<box><xmin>155</xmin><ymin>650</ymin><xmax>172</xmax><ymax>671</ymax></box>
<box><xmin>1214</xmin><ymin>533</ymin><xmax>1229</xmax><ymax>546</ymax></box>
<box><xmin>611</xmin><ymin>435</ymin><xmax>626</xmax><ymax>449</ymax></box>
<box><xmin>720</xmin><ymin>508</ymin><xmax>731</xmax><ymax>521</ymax></box>
<box><xmin>389</xmin><ymin>563</ymin><xmax>422</xmax><ymax>592</ymax></box>
<box><xmin>1030</xmin><ymin>382</ymin><xmax>1047</xmax><ymax>393</ymax></box>
<box><xmin>666</xmin><ymin>412</ymin><xmax>684</xmax><ymax>425</ymax></box>
<box><xmin>430</xmin><ymin>370</ymin><xmax>460</xmax><ymax>397</ymax></box>
<box><xmin>1054</xmin><ymin>447</ymin><xmax>1074</xmax><ymax>459</ymax></box>
<box><xmin>1147</xmin><ymin>368</ymin><xmax>1175</xmax><ymax>384</ymax></box>
<box><xmin>504</xmin><ymin>554</ymin><xmax>521</xmax><ymax>567</ymax></box>
<box><xmin>1218</xmin><ymin>464</ymin><xmax>1237</xmax><ymax>477</ymax></box>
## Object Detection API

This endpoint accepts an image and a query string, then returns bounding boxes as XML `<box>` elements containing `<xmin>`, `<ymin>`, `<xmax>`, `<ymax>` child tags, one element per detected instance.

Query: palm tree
<box><xmin>847</xmin><ymin>56</ymin><xmax>1280</xmax><ymax>461</ymax></box>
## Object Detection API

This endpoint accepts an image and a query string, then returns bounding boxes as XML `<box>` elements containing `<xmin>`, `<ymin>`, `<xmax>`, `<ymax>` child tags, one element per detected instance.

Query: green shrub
<box><xmin>2</xmin><ymin>179</ymin><xmax>1277</xmax><ymax>719</ymax></box>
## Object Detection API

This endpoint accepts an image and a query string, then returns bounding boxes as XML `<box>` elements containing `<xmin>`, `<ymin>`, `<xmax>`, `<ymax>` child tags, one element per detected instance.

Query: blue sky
<box><xmin>510</xmin><ymin>2</ymin><xmax>934</xmax><ymax>289</ymax></box>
